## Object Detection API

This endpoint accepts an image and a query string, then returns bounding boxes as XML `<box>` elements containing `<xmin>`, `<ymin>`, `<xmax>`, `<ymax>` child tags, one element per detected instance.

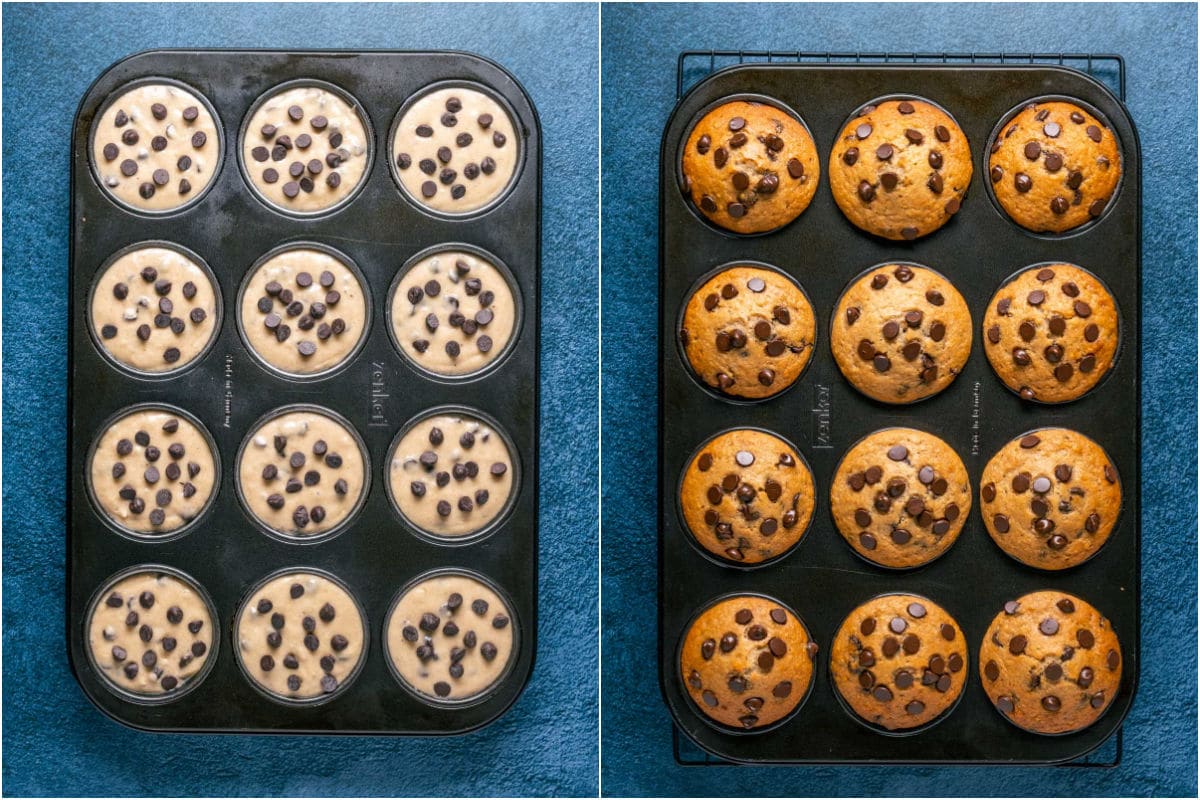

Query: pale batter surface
<box><xmin>92</xmin><ymin>83</ymin><xmax>219</xmax><ymax>211</ymax></box>
<box><xmin>87</xmin><ymin>570</ymin><xmax>214</xmax><ymax>698</ymax></box>
<box><xmin>90</xmin><ymin>246</ymin><xmax>219</xmax><ymax>373</ymax></box>
<box><xmin>239</xmin><ymin>247</ymin><xmax>368</xmax><ymax>376</ymax></box>
<box><xmin>393</xmin><ymin>87</ymin><xmax>519</xmax><ymax>213</ymax></box>
<box><xmin>386</xmin><ymin>573</ymin><xmax>516</xmax><ymax>702</ymax></box>
<box><xmin>89</xmin><ymin>408</ymin><xmax>217</xmax><ymax>535</ymax></box>
<box><xmin>388</xmin><ymin>413</ymin><xmax>515</xmax><ymax>538</ymax></box>
<box><xmin>242</xmin><ymin>84</ymin><xmax>369</xmax><ymax>213</ymax></box>
<box><xmin>390</xmin><ymin>249</ymin><xmax>517</xmax><ymax>376</ymax></box>
<box><xmin>238</xmin><ymin>409</ymin><xmax>367</xmax><ymax>537</ymax></box>
<box><xmin>236</xmin><ymin>571</ymin><xmax>365</xmax><ymax>701</ymax></box>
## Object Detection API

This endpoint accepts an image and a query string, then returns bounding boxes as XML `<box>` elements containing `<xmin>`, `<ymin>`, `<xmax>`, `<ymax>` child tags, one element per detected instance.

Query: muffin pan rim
<box><xmin>674</xmin><ymin>259</ymin><xmax>818</xmax><ymax>406</ymax></box>
<box><xmin>673</xmin><ymin>424</ymin><xmax>816</xmax><ymax>571</ymax></box>
<box><xmin>86</xmin><ymin>238</ymin><xmax>225</xmax><ymax>381</ymax></box>
<box><xmin>387</xmin><ymin>78</ymin><xmax>528</xmax><ymax>221</ymax></box>
<box><xmin>82</xmin><ymin>562</ymin><xmax>222</xmax><ymax>706</ymax></box>
<box><xmin>674</xmin><ymin>590</ymin><xmax>818</xmax><ymax>737</ymax></box>
<box><xmin>384</xmin><ymin>241</ymin><xmax>525</xmax><ymax>384</ymax></box>
<box><xmin>231</xmin><ymin>565</ymin><xmax>371</xmax><ymax>707</ymax></box>
<box><xmin>236</xmin><ymin>76</ymin><xmax>376</xmax><ymax>219</ymax></box>
<box><xmin>982</xmin><ymin>93</ymin><xmax>1127</xmax><ymax>241</ymax></box>
<box><xmin>381</xmin><ymin>565</ymin><xmax>523</xmax><ymax>708</ymax></box>
<box><xmin>84</xmin><ymin>400</ymin><xmax>223</xmax><ymax>543</ymax></box>
<box><xmin>659</xmin><ymin>60</ymin><xmax>1141</xmax><ymax>764</ymax></box>
<box><xmin>233</xmin><ymin>239</ymin><xmax>375</xmax><ymax>382</ymax></box>
<box><xmin>86</xmin><ymin>74</ymin><xmax>226</xmax><ymax>217</ymax></box>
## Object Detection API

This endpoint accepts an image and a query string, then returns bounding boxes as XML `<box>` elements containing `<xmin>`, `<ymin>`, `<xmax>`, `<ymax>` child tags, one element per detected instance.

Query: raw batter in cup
<box><xmin>390</xmin><ymin>249</ymin><xmax>517</xmax><ymax>376</ymax></box>
<box><xmin>88</xmin><ymin>407</ymin><xmax>217</xmax><ymax>535</ymax></box>
<box><xmin>91</xmin><ymin>82</ymin><xmax>220</xmax><ymax>212</ymax></box>
<box><xmin>239</xmin><ymin>247</ymin><xmax>368</xmax><ymax>377</ymax></box>
<box><xmin>392</xmin><ymin>86</ymin><xmax>519</xmax><ymax>213</ymax></box>
<box><xmin>87</xmin><ymin>569</ymin><xmax>215</xmax><ymax>698</ymax></box>
<box><xmin>386</xmin><ymin>571</ymin><xmax>516</xmax><ymax>702</ymax></box>
<box><xmin>90</xmin><ymin>245</ymin><xmax>219</xmax><ymax>373</ymax></box>
<box><xmin>388</xmin><ymin>411</ymin><xmax>516</xmax><ymax>539</ymax></box>
<box><xmin>242</xmin><ymin>83</ymin><xmax>370</xmax><ymax>213</ymax></box>
<box><xmin>236</xmin><ymin>570</ymin><xmax>366</xmax><ymax>701</ymax></box>
<box><xmin>237</xmin><ymin>407</ymin><xmax>367</xmax><ymax>538</ymax></box>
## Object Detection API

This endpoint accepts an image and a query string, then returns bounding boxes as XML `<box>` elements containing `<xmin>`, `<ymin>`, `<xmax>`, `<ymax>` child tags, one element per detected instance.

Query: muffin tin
<box><xmin>659</xmin><ymin>60</ymin><xmax>1139</xmax><ymax>763</ymax></box>
<box><xmin>68</xmin><ymin>49</ymin><xmax>540</xmax><ymax>734</ymax></box>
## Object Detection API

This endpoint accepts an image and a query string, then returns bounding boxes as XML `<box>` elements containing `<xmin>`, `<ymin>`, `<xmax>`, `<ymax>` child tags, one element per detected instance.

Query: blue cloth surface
<box><xmin>2</xmin><ymin>3</ymin><xmax>597</xmax><ymax>796</ymax></box>
<box><xmin>600</xmin><ymin>3</ymin><xmax>1196</xmax><ymax>797</ymax></box>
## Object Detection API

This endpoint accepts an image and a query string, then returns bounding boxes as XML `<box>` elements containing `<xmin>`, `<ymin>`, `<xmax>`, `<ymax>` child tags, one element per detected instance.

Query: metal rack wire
<box><xmin>670</xmin><ymin>49</ymin><xmax>1126</xmax><ymax>768</ymax></box>
<box><xmin>676</xmin><ymin>51</ymin><xmax>1126</xmax><ymax>100</ymax></box>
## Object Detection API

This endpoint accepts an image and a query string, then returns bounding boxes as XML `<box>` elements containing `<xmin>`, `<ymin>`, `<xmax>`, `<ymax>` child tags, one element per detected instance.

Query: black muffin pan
<box><xmin>68</xmin><ymin>49</ymin><xmax>540</xmax><ymax>734</ymax></box>
<box><xmin>658</xmin><ymin>61</ymin><xmax>1139</xmax><ymax>763</ymax></box>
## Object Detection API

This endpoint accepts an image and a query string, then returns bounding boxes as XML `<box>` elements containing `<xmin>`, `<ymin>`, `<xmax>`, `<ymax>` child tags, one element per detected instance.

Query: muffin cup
<box><xmin>675</xmin><ymin>591</ymin><xmax>817</xmax><ymax>736</ymax></box>
<box><xmin>983</xmin><ymin>95</ymin><xmax>1125</xmax><ymax>239</ymax></box>
<box><xmin>88</xmin><ymin>76</ymin><xmax>225</xmax><ymax>216</ymax></box>
<box><xmin>382</xmin><ymin>567</ymin><xmax>521</xmax><ymax>708</ymax></box>
<box><xmin>385</xmin><ymin>242</ymin><xmax>523</xmax><ymax>383</ymax></box>
<box><xmin>87</xmin><ymin>240</ymin><xmax>223</xmax><ymax>380</ymax></box>
<box><xmin>675</xmin><ymin>425</ymin><xmax>815</xmax><ymax>571</ymax></box>
<box><xmin>384</xmin><ymin>404</ymin><xmax>521</xmax><ymax>546</ymax></box>
<box><xmin>233</xmin><ymin>403</ymin><xmax>371</xmax><ymax>545</ymax></box>
<box><xmin>388</xmin><ymin>79</ymin><xmax>526</xmax><ymax>220</ymax></box>
<box><xmin>237</xmin><ymin>78</ymin><xmax>374</xmax><ymax>219</ymax></box>
<box><xmin>232</xmin><ymin>566</ymin><xmax>369</xmax><ymax>707</ymax></box>
<box><xmin>85</xmin><ymin>402</ymin><xmax>221</xmax><ymax>543</ymax></box>
<box><xmin>84</xmin><ymin>563</ymin><xmax>220</xmax><ymax>705</ymax></box>
<box><xmin>235</xmin><ymin>241</ymin><xmax>373</xmax><ymax>382</ymax></box>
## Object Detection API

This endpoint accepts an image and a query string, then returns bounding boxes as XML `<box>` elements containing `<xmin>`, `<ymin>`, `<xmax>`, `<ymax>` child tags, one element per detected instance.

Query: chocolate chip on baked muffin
<box><xmin>831</xmin><ymin>593</ymin><xmax>967</xmax><ymax>731</ymax></box>
<box><xmin>988</xmin><ymin>100</ymin><xmax>1121</xmax><ymax>234</ymax></box>
<box><xmin>832</xmin><ymin>264</ymin><xmax>972</xmax><ymax>403</ymax></box>
<box><xmin>983</xmin><ymin>263</ymin><xmax>1119</xmax><ymax>403</ymax></box>
<box><xmin>828</xmin><ymin>98</ymin><xmax>972</xmax><ymax>241</ymax></box>
<box><xmin>980</xmin><ymin>428</ymin><xmax>1120</xmax><ymax>570</ymax></box>
<box><xmin>679</xmin><ymin>266</ymin><xmax>816</xmax><ymax>400</ymax></box>
<box><xmin>980</xmin><ymin>590</ymin><xmax>1121</xmax><ymax>734</ymax></box>
<box><xmin>681</xmin><ymin>99</ymin><xmax>820</xmax><ymax>234</ymax></box>
<box><xmin>830</xmin><ymin>428</ymin><xmax>971</xmax><ymax>568</ymax></box>
<box><xmin>679</xmin><ymin>595</ymin><xmax>816</xmax><ymax>730</ymax></box>
<box><xmin>680</xmin><ymin>428</ymin><xmax>815</xmax><ymax>565</ymax></box>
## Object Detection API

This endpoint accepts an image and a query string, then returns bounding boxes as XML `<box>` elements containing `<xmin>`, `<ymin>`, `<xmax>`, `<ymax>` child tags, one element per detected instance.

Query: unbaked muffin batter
<box><xmin>238</xmin><ymin>408</ymin><xmax>367</xmax><ymax>538</ymax></box>
<box><xmin>87</xmin><ymin>569</ymin><xmax>215</xmax><ymax>698</ymax></box>
<box><xmin>390</xmin><ymin>249</ymin><xmax>517</xmax><ymax>376</ymax></box>
<box><xmin>239</xmin><ymin>247</ymin><xmax>368</xmax><ymax>377</ymax></box>
<box><xmin>386</xmin><ymin>572</ymin><xmax>516</xmax><ymax>702</ymax></box>
<box><xmin>388</xmin><ymin>412</ymin><xmax>515</xmax><ymax>538</ymax></box>
<box><xmin>91</xmin><ymin>82</ymin><xmax>220</xmax><ymax>211</ymax></box>
<box><xmin>393</xmin><ymin>86</ymin><xmax>519</xmax><ymax>213</ymax></box>
<box><xmin>242</xmin><ymin>84</ymin><xmax>369</xmax><ymax>213</ymax></box>
<box><xmin>236</xmin><ymin>571</ymin><xmax>365</xmax><ymax>701</ymax></box>
<box><xmin>90</xmin><ymin>245</ymin><xmax>219</xmax><ymax>373</ymax></box>
<box><xmin>89</xmin><ymin>407</ymin><xmax>217</xmax><ymax>535</ymax></box>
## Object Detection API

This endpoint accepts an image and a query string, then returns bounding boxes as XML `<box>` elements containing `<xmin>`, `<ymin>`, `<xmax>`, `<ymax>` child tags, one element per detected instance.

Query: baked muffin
<box><xmin>831</xmin><ymin>263</ymin><xmax>972</xmax><ymax>403</ymax></box>
<box><xmin>830</xmin><ymin>428</ymin><xmax>971</xmax><ymax>569</ymax></box>
<box><xmin>980</xmin><ymin>591</ymin><xmax>1122</xmax><ymax>735</ymax></box>
<box><xmin>980</xmin><ymin>428</ymin><xmax>1121</xmax><ymax>570</ymax></box>
<box><xmin>831</xmin><ymin>594</ymin><xmax>967</xmax><ymax>731</ymax></box>
<box><xmin>988</xmin><ymin>100</ymin><xmax>1121</xmax><ymax>233</ymax></box>
<box><xmin>681</xmin><ymin>99</ymin><xmax>819</xmax><ymax>234</ymax></box>
<box><xmin>679</xmin><ymin>429</ymin><xmax>815</xmax><ymax>565</ymax></box>
<box><xmin>828</xmin><ymin>98</ymin><xmax>971</xmax><ymax>240</ymax></box>
<box><xmin>983</xmin><ymin>263</ymin><xmax>1119</xmax><ymax>403</ymax></box>
<box><xmin>679</xmin><ymin>595</ymin><xmax>816</xmax><ymax>730</ymax></box>
<box><xmin>679</xmin><ymin>266</ymin><xmax>816</xmax><ymax>400</ymax></box>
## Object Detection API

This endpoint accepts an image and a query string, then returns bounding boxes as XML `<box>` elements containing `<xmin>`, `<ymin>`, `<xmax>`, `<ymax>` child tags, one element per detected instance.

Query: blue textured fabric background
<box><xmin>2</xmin><ymin>3</ymin><xmax>598</xmax><ymax>796</ymax></box>
<box><xmin>601</xmin><ymin>3</ymin><xmax>1197</xmax><ymax>797</ymax></box>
